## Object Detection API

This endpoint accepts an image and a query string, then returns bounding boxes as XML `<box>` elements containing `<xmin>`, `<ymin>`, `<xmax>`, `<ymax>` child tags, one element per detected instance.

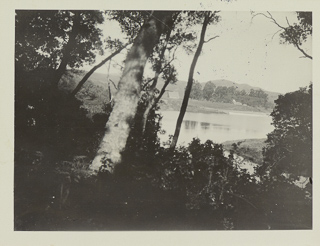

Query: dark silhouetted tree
<box><xmin>170</xmin><ymin>11</ymin><xmax>220</xmax><ymax>149</ymax></box>
<box><xmin>260</xmin><ymin>85</ymin><xmax>312</xmax><ymax>181</ymax></box>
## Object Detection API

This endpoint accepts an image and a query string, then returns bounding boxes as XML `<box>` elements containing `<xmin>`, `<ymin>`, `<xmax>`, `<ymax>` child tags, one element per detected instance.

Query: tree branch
<box><xmin>285</xmin><ymin>17</ymin><xmax>291</xmax><ymax>26</ymax></box>
<box><xmin>253</xmin><ymin>11</ymin><xmax>312</xmax><ymax>59</ymax></box>
<box><xmin>294</xmin><ymin>43</ymin><xmax>312</xmax><ymax>59</ymax></box>
<box><xmin>71</xmin><ymin>42</ymin><xmax>131</xmax><ymax>96</ymax></box>
<box><xmin>204</xmin><ymin>35</ymin><xmax>219</xmax><ymax>43</ymax></box>
<box><xmin>108</xmin><ymin>78</ymin><xmax>118</xmax><ymax>90</ymax></box>
<box><xmin>142</xmin><ymin>55</ymin><xmax>176</xmax><ymax>90</ymax></box>
<box><xmin>271</xmin><ymin>29</ymin><xmax>282</xmax><ymax>40</ymax></box>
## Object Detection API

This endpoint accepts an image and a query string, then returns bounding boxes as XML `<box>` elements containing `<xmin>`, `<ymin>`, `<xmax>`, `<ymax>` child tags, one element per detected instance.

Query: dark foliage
<box><xmin>14</xmin><ymin>65</ymin><xmax>111</xmax><ymax>229</ymax></box>
<box><xmin>15</xmin><ymin>10</ymin><xmax>104</xmax><ymax>70</ymax></box>
<box><xmin>15</xmin><ymin>10</ymin><xmax>104</xmax><ymax>89</ymax></box>
<box><xmin>260</xmin><ymin>85</ymin><xmax>312</xmax><ymax>180</ymax></box>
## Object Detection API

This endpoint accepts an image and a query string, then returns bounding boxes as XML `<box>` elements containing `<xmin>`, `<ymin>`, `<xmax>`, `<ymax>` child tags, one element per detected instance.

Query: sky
<box><xmin>84</xmin><ymin>11</ymin><xmax>312</xmax><ymax>94</ymax></box>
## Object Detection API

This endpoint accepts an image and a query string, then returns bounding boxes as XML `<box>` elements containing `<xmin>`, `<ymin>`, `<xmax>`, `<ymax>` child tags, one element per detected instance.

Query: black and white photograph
<box><xmin>1</xmin><ymin>0</ymin><xmax>319</xmax><ymax>245</ymax></box>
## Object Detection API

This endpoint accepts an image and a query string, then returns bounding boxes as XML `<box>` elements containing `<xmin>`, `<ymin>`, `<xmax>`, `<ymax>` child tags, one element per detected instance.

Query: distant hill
<box><xmin>83</xmin><ymin>72</ymin><xmax>121</xmax><ymax>94</ymax></box>
<box><xmin>72</xmin><ymin>71</ymin><xmax>281</xmax><ymax>104</ymax></box>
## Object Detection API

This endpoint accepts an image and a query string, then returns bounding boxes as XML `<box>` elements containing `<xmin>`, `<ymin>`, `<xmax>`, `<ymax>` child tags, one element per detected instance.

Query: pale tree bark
<box><xmin>91</xmin><ymin>11</ymin><xmax>175</xmax><ymax>173</ymax></box>
<box><xmin>170</xmin><ymin>12</ymin><xmax>215</xmax><ymax>149</ymax></box>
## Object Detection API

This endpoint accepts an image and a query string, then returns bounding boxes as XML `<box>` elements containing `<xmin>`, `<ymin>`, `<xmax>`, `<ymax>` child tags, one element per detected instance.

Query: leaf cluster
<box><xmin>15</xmin><ymin>10</ymin><xmax>104</xmax><ymax>71</ymax></box>
<box><xmin>107</xmin><ymin>10</ymin><xmax>150</xmax><ymax>42</ymax></box>
<box><xmin>261</xmin><ymin>85</ymin><xmax>312</xmax><ymax>180</ymax></box>
<box><xmin>279</xmin><ymin>22</ymin><xmax>311</xmax><ymax>46</ymax></box>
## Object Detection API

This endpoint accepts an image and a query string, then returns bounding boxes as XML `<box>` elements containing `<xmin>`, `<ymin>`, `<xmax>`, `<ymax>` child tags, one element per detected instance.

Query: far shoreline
<box><xmin>158</xmin><ymin>98</ymin><xmax>272</xmax><ymax>116</ymax></box>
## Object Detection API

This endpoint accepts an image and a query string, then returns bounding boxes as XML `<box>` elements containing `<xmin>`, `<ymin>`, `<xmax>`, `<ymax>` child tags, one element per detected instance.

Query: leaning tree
<box><xmin>170</xmin><ymin>11</ymin><xmax>220</xmax><ymax>149</ymax></box>
<box><xmin>91</xmin><ymin>11</ymin><xmax>177</xmax><ymax>173</ymax></box>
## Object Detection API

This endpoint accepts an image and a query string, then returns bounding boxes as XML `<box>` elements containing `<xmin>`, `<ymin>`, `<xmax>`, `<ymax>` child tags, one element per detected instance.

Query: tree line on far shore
<box><xmin>190</xmin><ymin>81</ymin><xmax>273</xmax><ymax>108</ymax></box>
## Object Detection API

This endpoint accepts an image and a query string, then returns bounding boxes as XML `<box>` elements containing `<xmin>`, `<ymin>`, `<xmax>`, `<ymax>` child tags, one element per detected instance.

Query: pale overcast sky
<box><xmin>83</xmin><ymin>11</ymin><xmax>312</xmax><ymax>94</ymax></box>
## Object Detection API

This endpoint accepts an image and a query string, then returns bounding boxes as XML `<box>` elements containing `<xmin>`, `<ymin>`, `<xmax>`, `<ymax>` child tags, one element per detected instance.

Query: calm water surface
<box><xmin>159</xmin><ymin>110</ymin><xmax>274</xmax><ymax>146</ymax></box>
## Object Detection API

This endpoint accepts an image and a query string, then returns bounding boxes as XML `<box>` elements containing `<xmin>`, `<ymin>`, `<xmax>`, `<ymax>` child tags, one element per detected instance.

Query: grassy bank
<box><xmin>222</xmin><ymin>138</ymin><xmax>267</xmax><ymax>165</ymax></box>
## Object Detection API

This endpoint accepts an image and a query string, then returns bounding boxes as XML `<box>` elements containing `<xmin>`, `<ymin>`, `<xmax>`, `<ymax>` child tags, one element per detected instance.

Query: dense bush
<box><xmin>14</xmin><ymin>66</ymin><xmax>110</xmax><ymax>229</ymax></box>
<box><xmin>260</xmin><ymin>85</ymin><xmax>312</xmax><ymax>180</ymax></box>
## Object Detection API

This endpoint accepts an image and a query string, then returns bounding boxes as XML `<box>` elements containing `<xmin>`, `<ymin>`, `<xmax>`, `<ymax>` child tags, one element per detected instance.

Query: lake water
<box><xmin>158</xmin><ymin>110</ymin><xmax>274</xmax><ymax>146</ymax></box>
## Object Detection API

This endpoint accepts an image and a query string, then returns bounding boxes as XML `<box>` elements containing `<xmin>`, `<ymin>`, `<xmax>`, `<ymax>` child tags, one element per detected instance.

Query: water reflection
<box><xmin>212</xmin><ymin>124</ymin><xmax>231</xmax><ymax>131</ymax></box>
<box><xmin>200</xmin><ymin>122</ymin><xmax>210</xmax><ymax>129</ymax></box>
<box><xmin>184</xmin><ymin>121</ymin><xmax>229</xmax><ymax>131</ymax></box>
<box><xmin>160</xmin><ymin>111</ymin><xmax>274</xmax><ymax>145</ymax></box>
<box><xmin>184</xmin><ymin>120</ymin><xmax>198</xmax><ymax>129</ymax></box>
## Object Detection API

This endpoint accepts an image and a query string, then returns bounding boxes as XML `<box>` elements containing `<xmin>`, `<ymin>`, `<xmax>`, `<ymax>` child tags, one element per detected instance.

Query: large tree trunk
<box><xmin>91</xmin><ymin>11</ymin><xmax>175</xmax><ymax>173</ymax></box>
<box><xmin>170</xmin><ymin>12</ymin><xmax>211</xmax><ymax>149</ymax></box>
<box><xmin>71</xmin><ymin>43</ymin><xmax>130</xmax><ymax>96</ymax></box>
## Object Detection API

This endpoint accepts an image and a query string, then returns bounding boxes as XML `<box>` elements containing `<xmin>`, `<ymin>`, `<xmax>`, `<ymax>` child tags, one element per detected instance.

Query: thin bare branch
<box><xmin>285</xmin><ymin>17</ymin><xmax>291</xmax><ymax>26</ymax></box>
<box><xmin>204</xmin><ymin>35</ymin><xmax>219</xmax><ymax>43</ymax></box>
<box><xmin>211</xmin><ymin>11</ymin><xmax>221</xmax><ymax>17</ymax></box>
<box><xmin>71</xmin><ymin>42</ymin><xmax>131</xmax><ymax>96</ymax></box>
<box><xmin>271</xmin><ymin>29</ymin><xmax>282</xmax><ymax>40</ymax></box>
<box><xmin>294</xmin><ymin>45</ymin><xmax>312</xmax><ymax>59</ymax></box>
<box><xmin>108</xmin><ymin>78</ymin><xmax>118</xmax><ymax>90</ymax></box>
